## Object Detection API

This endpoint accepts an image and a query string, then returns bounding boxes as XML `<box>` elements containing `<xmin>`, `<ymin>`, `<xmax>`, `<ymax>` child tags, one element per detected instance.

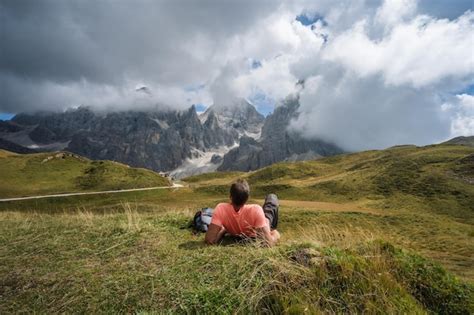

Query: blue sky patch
<box><xmin>249</xmin><ymin>93</ymin><xmax>275</xmax><ymax>116</ymax></box>
<box><xmin>451</xmin><ymin>83</ymin><xmax>474</xmax><ymax>96</ymax></box>
<box><xmin>462</xmin><ymin>84</ymin><xmax>474</xmax><ymax>95</ymax></box>
<box><xmin>0</xmin><ymin>113</ymin><xmax>15</xmax><ymax>121</ymax></box>
<box><xmin>296</xmin><ymin>13</ymin><xmax>327</xmax><ymax>27</ymax></box>
<box><xmin>194</xmin><ymin>104</ymin><xmax>208</xmax><ymax>113</ymax></box>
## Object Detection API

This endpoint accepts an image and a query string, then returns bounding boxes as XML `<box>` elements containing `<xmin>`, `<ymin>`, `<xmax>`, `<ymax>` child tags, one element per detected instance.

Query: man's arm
<box><xmin>205</xmin><ymin>223</ymin><xmax>226</xmax><ymax>245</ymax></box>
<box><xmin>255</xmin><ymin>226</ymin><xmax>280</xmax><ymax>247</ymax></box>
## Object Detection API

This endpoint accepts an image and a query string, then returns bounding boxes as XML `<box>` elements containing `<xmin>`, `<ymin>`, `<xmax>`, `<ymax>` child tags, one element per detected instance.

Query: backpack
<box><xmin>191</xmin><ymin>207</ymin><xmax>214</xmax><ymax>232</ymax></box>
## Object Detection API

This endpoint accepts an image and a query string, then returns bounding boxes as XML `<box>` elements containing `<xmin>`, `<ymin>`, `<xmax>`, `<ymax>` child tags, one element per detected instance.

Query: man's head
<box><xmin>230</xmin><ymin>179</ymin><xmax>250</xmax><ymax>206</ymax></box>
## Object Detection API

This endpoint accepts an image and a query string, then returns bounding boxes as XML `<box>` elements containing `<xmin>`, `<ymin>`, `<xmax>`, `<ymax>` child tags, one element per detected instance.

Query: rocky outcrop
<box><xmin>0</xmin><ymin>138</ymin><xmax>37</xmax><ymax>154</ymax></box>
<box><xmin>29</xmin><ymin>125</ymin><xmax>59</xmax><ymax>144</ymax></box>
<box><xmin>200</xmin><ymin>99</ymin><xmax>265</xmax><ymax>137</ymax></box>
<box><xmin>219</xmin><ymin>136</ymin><xmax>263</xmax><ymax>171</ymax></box>
<box><xmin>202</xmin><ymin>110</ymin><xmax>237</xmax><ymax>147</ymax></box>
<box><xmin>3</xmin><ymin>102</ymin><xmax>265</xmax><ymax>172</ymax></box>
<box><xmin>0</xmin><ymin>121</ymin><xmax>23</xmax><ymax>133</ymax></box>
<box><xmin>66</xmin><ymin>107</ymin><xmax>219</xmax><ymax>171</ymax></box>
<box><xmin>1</xmin><ymin>97</ymin><xmax>344</xmax><ymax>174</ymax></box>
<box><xmin>13</xmin><ymin>107</ymin><xmax>98</xmax><ymax>142</ymax></box>
<box><xmin>218</xmin><ymin>96</ymin><xmax>344</xmax><ymax>171</ymax></box>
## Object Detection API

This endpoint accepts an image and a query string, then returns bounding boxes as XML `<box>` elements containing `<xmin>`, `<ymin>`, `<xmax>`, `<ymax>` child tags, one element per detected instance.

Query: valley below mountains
<box><xmin>0</xmin><ymin>98</ymin><xmax>343</xmax><ymax>178</ymax></box>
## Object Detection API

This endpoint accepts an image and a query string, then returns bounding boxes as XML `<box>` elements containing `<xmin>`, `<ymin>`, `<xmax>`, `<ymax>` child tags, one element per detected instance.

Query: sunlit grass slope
<box><xmin>1</xmin><ymin>143</ymin><xmax>473</xmax><ymax>313</ymax></box>
<box><xmin>1</xmin><ymin>206</ymin><xmax>472</xmax><ymax>314</ymax></box>
<box><xmin>186</xmin><ymin>144</ymin><xmax>474</xmax><ymax>220</ymax></box>
<box><xmin>0</xmin><ymin>150</ymin><xmax>170</xmax><ymax>198</ymax></box>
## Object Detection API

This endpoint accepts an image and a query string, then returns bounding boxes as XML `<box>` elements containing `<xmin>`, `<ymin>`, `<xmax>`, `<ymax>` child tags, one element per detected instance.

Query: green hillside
<box><xmin>0</xmin><ymin>150</ymin><xmax>170</xmax><ymax>198</ymax></box>
<box><xmin>1</xmin><ymin>144</ymin><xmax>473</xmax><ymax>313</ymax></box>
<box><xmin>186</xmin><ymin>144</ymin><xmax>474</xmax><ymax>220</ymax></box>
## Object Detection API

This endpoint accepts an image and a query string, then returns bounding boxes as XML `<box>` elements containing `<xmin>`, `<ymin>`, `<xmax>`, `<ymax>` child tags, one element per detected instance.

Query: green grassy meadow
<box><xmin>0</xmin><ymin>150</ymin><xmax>170</xmax><ymax>198</ymax></box>
<box><xmin>0</xmin><ymin>144</ymin><xmax>473</xmax><ymax>313</ymax></box>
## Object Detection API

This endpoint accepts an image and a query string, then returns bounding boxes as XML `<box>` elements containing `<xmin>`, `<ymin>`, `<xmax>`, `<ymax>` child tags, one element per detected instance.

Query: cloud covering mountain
<box><xmin>0</xmin><ymin>0</ymin><xmax>473</xmax><ymax>150</ymax></box>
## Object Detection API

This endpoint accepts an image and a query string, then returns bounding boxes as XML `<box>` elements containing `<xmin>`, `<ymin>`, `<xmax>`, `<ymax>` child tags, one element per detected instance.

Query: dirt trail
<box><xmin>0</xmin><ymin>183</ymin><xmax>184</xmax><ymax>202</ymax></box>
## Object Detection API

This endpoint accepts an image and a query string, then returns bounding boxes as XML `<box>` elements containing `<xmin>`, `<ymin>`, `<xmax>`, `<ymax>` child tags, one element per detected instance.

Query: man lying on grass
<box><xmin>205</xmin><ymin>179</ymin><xmax>281</xmax><ymax>246</ymax></box>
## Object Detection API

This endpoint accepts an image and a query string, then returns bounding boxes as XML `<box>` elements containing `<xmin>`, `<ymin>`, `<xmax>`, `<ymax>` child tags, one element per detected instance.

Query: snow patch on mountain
<box><xmin>26</xmin><ymin>141</ymin><xmax>70</xmax><ymax>151</ymax></box>
<box><xmin>170</xmin><ymin>144</ymin><xmax>237</xmax><ymax>179</ymax></box>
<box><xmin>241</xmin><ymin>129</ymin><xmax>261</xmax><ymax>141</ymax></box>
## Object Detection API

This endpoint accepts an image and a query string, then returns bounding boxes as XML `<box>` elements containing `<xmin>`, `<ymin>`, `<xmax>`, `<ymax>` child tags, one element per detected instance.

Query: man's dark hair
<box><xmin>230</xmin><ymin>179</ymin><xmax>250</xmax><ymax>206</ymax></box>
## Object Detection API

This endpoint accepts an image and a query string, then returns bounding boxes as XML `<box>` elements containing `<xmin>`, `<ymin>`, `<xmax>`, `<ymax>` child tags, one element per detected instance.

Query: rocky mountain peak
<box><xmin>202</xmin><ymin>99</ymin><xmax>263</xmax><ymax>122</ymax></box>
<box><xmin>200</xmin><ymin>99</ymin><xmax>264</xmax><ymax>140</ymax></box>
<box><xmin>203</xmin><ymin>110</ymin><xmax>219</xmax><ymax>129</ymax></box>
<box><xmin>1</xmin><ymin>98</ymin><xmax>344</xmax><ymax>178</ymax></box>
<box><xmin>181</xmin><ymin>104</ymin><xmax>200</xmax><ymax>121</ymax></box>
<box><xmin>218</xmin><ymin>98</ymin><xmax>344</xmax><ymax>172</ymax></box>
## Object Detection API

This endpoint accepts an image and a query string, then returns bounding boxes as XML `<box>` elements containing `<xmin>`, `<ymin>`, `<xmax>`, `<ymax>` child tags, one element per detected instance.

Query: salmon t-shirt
<box><xmin>211</xmin><ymin>203</ymin><xmax>268</xmax><ymax>237</ymax></box>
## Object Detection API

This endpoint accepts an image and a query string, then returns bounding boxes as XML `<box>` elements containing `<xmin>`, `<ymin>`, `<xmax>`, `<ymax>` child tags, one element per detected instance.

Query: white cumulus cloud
<box><xmin>1</xmin><ymin>0</ymin><xmax>473</xmax><ymax>150</ymax></box>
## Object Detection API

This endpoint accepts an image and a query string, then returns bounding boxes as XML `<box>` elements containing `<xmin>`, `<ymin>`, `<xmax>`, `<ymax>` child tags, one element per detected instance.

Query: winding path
<box><xmin>0</xmin><ymin>183</ymin><xmax>184</xmax><ymax>202</ymax></box>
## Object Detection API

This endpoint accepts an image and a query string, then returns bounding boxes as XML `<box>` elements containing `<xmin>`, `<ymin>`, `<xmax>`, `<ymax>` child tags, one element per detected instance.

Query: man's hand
<box><xmin>256</xmin><ymin>226</ymin><xmax>280</xmax><ymax>247</ymax></box>
<box><xmin>205</xmin><ymin>223</ymin><xmax>226</xmax><ymax>245</ymax></box>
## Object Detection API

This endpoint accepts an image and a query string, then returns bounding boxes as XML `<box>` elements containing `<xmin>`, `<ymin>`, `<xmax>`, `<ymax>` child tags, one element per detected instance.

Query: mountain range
<box><xmin>0</xmin><ymin>97</ymin><xmax>343</xmax><ymax>178</ymax></box>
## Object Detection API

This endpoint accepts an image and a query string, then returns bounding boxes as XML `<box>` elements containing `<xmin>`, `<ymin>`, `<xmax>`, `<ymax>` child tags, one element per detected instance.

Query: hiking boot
<box><xmin>263</xmin><ymin>194</ymin><xmax>279</xmax><ymax>230</ymax></box>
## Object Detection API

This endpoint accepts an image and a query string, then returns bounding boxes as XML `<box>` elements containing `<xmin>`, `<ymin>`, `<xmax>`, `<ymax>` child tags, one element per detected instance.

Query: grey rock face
<box><xmin>201</xmin><ymin>99</ymin><xmax>265</xmax><ymax>137</ymax></box>
<box><xmin>0</xmin><ymin>138</ymin><xmax>37</xmax><ymax>154</ymax></box>
<box><xmin>29</xmin><ymin>125</ymin><xmax>59</xmax><ymax>144</ymax></box>
<box><xmin>202</xmin><ymin>110</ymin><xmax>237</xmax><ymax>147</ymax></box>
<box><xmin>0</xmin><ymin>121</ymin><xmax>23</xmax><ymax>133</ymax></box>
<box><xmin>65</xmin><ymin>107</ymin><xmax>230</xmax><ymax>171</ymax></box>
<box><xmin>13</xmin><ymin>107</ymin><xmax>98</xmax><ymax>142</ymax></box>
<box><xmin>218</xmin><ymin>97</ymin><xmax>344</xmax><ymax>171</ymax></box>
<box><xmin>219</xmin><ymin>136</ymin><xmax>263</xmax><ymax>171</ymax></box>
<box><xmin>210</xmin><ymin>154</ymin><xmax>223</xmax><ymax>164</ymax></box>
<box><xmin>3</xmin><ymin>102</ymin><xmax>265</xmax><ymax>172</ymax></box>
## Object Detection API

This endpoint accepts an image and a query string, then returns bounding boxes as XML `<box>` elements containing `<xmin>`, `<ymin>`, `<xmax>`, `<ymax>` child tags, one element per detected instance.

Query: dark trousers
<box><xmin>262</xmin><ymin>194</ymin><xmax>279</xmax><ymax>230</ymax></box>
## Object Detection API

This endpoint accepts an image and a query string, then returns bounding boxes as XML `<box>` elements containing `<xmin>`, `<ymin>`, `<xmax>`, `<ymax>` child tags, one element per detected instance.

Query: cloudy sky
<box><xmin>0</xmin><ymin>0</ymin><xmax>473</xmax><ymax>150</ymax></box>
